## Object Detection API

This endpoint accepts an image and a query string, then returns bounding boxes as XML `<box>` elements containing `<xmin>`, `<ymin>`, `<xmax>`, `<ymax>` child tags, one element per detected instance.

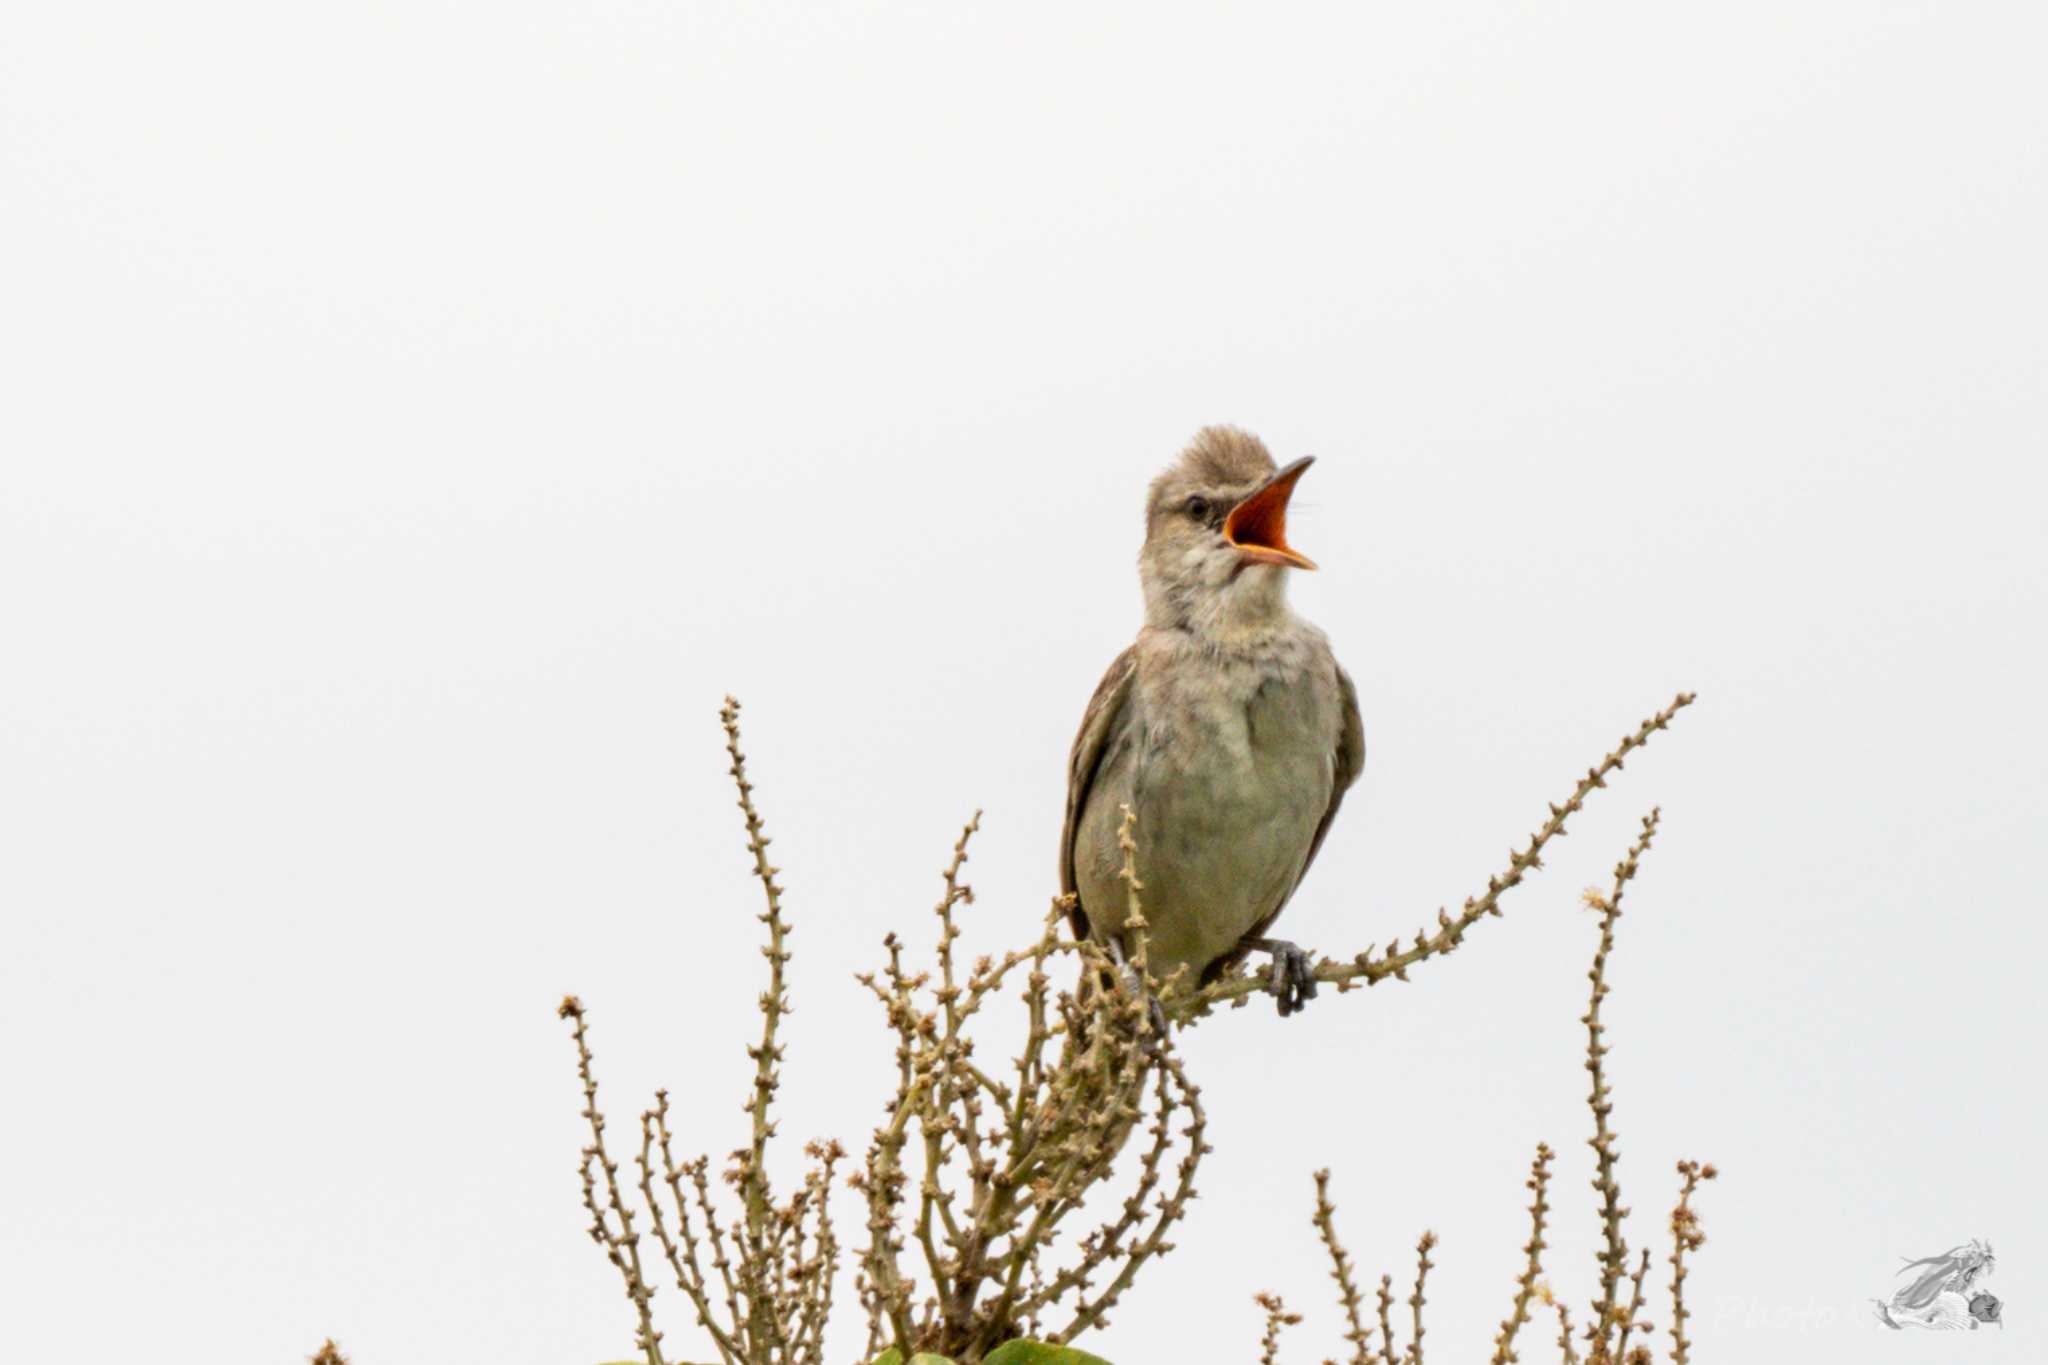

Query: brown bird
<box><xmin>1059</xmin><ymin>426</ymin><xmax>1364</xmax><ymax>1017</ymax></box>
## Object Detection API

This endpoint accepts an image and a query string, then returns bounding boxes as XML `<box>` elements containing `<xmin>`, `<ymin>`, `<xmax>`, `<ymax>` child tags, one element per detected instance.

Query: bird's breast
<box><xmin>1103</xmin><ymin>650</ymin><xmax>1338</xmax><ymax>961</ymax></box>
<box><xmin>1137</xmin><ymin>666</ymin><xmax>1336</xmax><ymax>836</ymax></box>
<box><xmin>1137</xmin><ymin>645</ymin><xmax>1338</xmax><ymax>784</ymax></box>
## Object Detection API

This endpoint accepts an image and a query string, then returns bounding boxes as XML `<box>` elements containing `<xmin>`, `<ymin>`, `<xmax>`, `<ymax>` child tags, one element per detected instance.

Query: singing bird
<box><xmin>1059</xmin><ymin>426</ymin><xmax>1364</xmax><ymax>1016</ymax></box>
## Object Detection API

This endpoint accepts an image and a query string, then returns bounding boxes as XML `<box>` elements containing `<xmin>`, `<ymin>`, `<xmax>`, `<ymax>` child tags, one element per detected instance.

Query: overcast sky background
<box><xmin>4</xmin><ymin>4</ymin><xmax>2045</xmax><ymax>1363</ymax></box>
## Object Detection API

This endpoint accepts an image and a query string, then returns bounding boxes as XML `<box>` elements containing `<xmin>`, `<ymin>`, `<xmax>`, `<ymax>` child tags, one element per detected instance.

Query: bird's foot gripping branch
<box><xmin>561</xmin><ymin>691</ymin><xmax>1711</xmax><ymax>1365</ymax></box>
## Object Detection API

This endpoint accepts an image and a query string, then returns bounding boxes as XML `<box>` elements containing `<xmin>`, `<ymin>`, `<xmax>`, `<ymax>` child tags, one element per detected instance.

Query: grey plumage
<box><xmin>1059</xmin><ymin>426</ymin><xmax>1364</xmax><ymax>998</ymax></box>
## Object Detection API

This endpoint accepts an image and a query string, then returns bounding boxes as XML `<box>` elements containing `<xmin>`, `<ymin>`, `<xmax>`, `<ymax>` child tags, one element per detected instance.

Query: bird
<box><xmin>1059</xmin><ymin>425</ymin><xmax>1364</xmax><ymax>1018</ymax></box>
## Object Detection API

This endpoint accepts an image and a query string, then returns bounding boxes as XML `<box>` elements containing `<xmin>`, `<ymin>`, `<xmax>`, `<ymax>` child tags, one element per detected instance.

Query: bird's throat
<box><xmin>1146</xmin><ymin>562</ymin><xmax>1293</xmax><ymax>643</ymax></box>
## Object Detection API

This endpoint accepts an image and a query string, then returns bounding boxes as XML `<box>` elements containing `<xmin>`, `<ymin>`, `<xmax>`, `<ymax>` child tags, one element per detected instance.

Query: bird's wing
<box><xmin>1298</xmin><ymin>662</ymin><xmax>1366</xmax><ymax>885</ymax></box>
<box><xmin>1059</xmin><ymin>644</ymin><xmax>1138</xmax><ymax>941</ymax></box>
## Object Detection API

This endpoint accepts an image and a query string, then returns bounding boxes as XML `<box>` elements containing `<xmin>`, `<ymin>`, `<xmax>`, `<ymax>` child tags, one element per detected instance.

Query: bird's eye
<box><xmin>1184</xmin><ymin>495</ymin><xmax>1211</xmax><ymax>520</ymax></box>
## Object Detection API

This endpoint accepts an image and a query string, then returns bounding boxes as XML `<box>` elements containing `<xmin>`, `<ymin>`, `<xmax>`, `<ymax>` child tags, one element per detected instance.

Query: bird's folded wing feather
<box><xmin>1059</xmin><ymin>644</ymin><xmax>1137</xmax><ymax>941</ymax></box>
<box><xmin>1298</xmin><ymin>663</ymin><xmax>1366</xmax><ymax>884</ymax></box>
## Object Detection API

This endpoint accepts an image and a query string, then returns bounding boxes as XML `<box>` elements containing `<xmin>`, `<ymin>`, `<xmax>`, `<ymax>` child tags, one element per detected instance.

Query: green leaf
<box><xmin>868</xmin><ymin>1353</ymin><xmax>903</xmax><ymax>1365</ymax></box>
<box><xmin>983</xmin><ymin>1341</ymin><xmax>1113</xmax><ymax>1365</ymax></box>
<box><xmin>908</xmin><ymin>1356</ymin><xmax>956</xmax><ymax>1365</ymax></box>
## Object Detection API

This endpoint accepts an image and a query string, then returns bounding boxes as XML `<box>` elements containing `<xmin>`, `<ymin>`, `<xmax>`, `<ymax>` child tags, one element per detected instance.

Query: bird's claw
<box><xmin>1253</xmin><ymin>938</ymin><xmax>1320</xmax><ymax>1017</ymax></box>
<box><xmin>1107</xmin><ymin>940</ymin><xmax>1171</xmax><ymax>1050</ymax></box>
<box><xmin>1137</xmin><ymin>986</ymin><xmax>1170</xmax><ymax>1049</ymax></box>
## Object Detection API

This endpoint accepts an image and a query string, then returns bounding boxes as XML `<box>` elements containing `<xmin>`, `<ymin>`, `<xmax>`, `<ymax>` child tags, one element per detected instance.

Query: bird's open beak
<box><xmin>1224</xmin><ymin>456</ymin><xmax>1318</xmax><ymax>570</ymax></box>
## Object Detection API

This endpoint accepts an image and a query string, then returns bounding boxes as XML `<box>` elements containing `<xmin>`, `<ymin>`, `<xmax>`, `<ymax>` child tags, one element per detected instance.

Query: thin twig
<box><xmin>1583</xmin><ymin>810</ymin><xmax>1661</xmax><ymax>1359</ymax></box>
<box><xmin>1491</xmin><ymin>1144</ymin><xmax>1554</xmax><ymax>1365</ymax></box>
<box><xmin>1404</xmin><ymin>1231</ymin><xmax>1437</xmax><ymax>1365</ymax></box>
<box><xmin>560</xmin><ymin>996</ymin><xmax>667</xmax><ymax>1365</ymax></box>
<box><xmin>1549</xmin><ymin>1292</ymin><xmax>1581</xmax><ymax>1365</ymax></box>
<box><xmin>1312</xmin><ymin>1170</ymin><xmax>1375</xmax><ymax>1365</ymax></box>
<box><xmin>1376</xmin><ymin>1275</ymin><xmax>1398</xmax><ymax>1365</ymax></box>
<box><xmin>1668</xmin><ymin>1160</ymin><xmax>1716</xmax><ymax>1364</ymax></box>
<box><xmin>720</xmin><ymin>696</ymin><xmax>796</xmax><ymax>1357</ymax></box>
<box><xmin>640</xmin><ymin>1096</ymin><xmax>741</xmax><ymax>1364</ymax></box>
<box><xmin>1254</xmin><ymin>1291</ymin><xmax>1303</xmax><ymax>1365</ymax></box>
<box><xmin>1614</xmin><ymin>1247</ymin><xmax>1652</xmax><ymax>1364</ymax></box>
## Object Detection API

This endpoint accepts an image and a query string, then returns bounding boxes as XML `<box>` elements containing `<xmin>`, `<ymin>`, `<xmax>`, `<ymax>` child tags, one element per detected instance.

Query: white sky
<box><xmin>3</xmin><ymin>4</ymin><xmax>2044</xmax><ymax>1363</ymax></box>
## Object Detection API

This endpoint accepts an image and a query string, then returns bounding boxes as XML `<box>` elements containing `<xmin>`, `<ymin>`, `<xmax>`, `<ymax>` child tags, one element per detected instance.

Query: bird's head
<box><xmin>1140</xmin><ymin>426</ymin><xmax>1317</xmax><ymax>634</ymax></box>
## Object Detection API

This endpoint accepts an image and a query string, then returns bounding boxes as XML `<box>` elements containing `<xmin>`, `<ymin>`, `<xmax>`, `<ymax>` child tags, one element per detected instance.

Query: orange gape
<box><xmin>1224</xmin><ymin>455</ymin><xmax>1319</xmax><ymax>570</ymax></box>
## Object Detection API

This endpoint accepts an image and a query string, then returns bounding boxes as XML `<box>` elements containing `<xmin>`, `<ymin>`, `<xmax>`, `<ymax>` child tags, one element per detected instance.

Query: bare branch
<box><xmin>1583</xmin><ymin>809</ymin><xmax>1662</xmax><ymax>1359</ymax></box>
<box><xmin>1404</xmin><ymin>1231</ymin><xmax>1437</xmax><ymax>1365</ymax></box>
<box><xmin>1668</xmin><ymin>1159</ymin><xmax>1717</xmax><ymax>1365</ymax></box>
<box><xmin>1312</xmin><ymin>1170</ymin><xmax>1375</xmax><ymax>1365</ymax></box>
<box><xmin>1179</xmin><ymin>694</ymin><xmax>1695</xmax><ymax>1019</ymax></box>
<box><xmin>560</xmin><ymin>996</ymin><xmax>667</xmax><ymax>1365</ymax></box>
<box><xmin>1492</xmin><ymin>1144</ymin><xmax>1554</xmax><ymax>1365</ymax></box>
<box><xmin>1254</xmin><ymin>1291</ymin><xmax>1304</xmax><ymax>1365</ymax></box>
<box><xmin>1376</xmin><ymin>1275</ymin><xmax>1398</xmax><ymax>1365</ymax></box>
